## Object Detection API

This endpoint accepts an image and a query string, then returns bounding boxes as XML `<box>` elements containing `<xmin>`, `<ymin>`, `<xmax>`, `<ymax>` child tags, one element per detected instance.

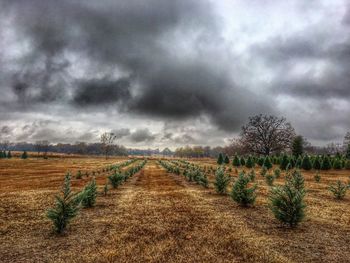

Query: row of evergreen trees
<box><xmin>217</xmin><ymin>153</ymin><xmax>350</xmax><ymax>170</ymax></box>
<box><xmin>0</xmin><ymin>151</ymin><xmax>28</xmax><ymax>159</ymax></box>
<box><xmin>47</xmin><ymin>159</ymin><xmax>147</xmax><ymax>234</ymax></box>
<box><xmin>0</xmin><ymin>151</ymin><xmax>12</xmax><ymax>158</ymax></box>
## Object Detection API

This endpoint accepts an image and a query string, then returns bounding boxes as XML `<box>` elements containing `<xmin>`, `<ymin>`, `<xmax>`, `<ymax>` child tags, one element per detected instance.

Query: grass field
<box><xmin>0</xmin><ymin>156</ymin><xmax>350</xmax><ymax>262</ymax></box>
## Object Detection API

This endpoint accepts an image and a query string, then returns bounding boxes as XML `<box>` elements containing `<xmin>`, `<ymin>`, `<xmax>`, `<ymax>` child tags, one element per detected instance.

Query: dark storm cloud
<box><xmin>0</xmin><ymin>0</ymin><xmax>272</xmax><ymax>132</ymax></box>
<box><xmin>73</xmin><ymin>78</ymin><xmax>131</xmax><ymax>106</ymax></box>
<box><xmin>130</xmin><ymin>128</ymin><xmax>156</xmax><ymax>143</ymax></box>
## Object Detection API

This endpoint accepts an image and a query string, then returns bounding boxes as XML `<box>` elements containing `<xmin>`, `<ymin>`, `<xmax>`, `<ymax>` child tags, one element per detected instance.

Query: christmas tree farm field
<box><xmin>0</xmin><ymin>157</ymin><xmax>349</xmax><ymax>262</ymax></box>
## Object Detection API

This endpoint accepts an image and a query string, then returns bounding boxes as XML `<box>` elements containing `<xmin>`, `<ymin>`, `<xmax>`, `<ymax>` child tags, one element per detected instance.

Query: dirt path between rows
<box><xmin>82</xmin><ymin>161</ymin><xmax>284</xmax><ymax>263</ymax></box>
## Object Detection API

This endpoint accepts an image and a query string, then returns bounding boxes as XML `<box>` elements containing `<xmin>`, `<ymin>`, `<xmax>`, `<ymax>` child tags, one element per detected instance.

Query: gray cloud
<box><xmin>0</xmin><ymin>0</ymin><xmax>349</xmax><ymax>146</ymax></box>
<box><xmin>112</xmin><ymin>128</ymin><xmax>131</xmax><ymax>139</ymax></box>
<box><xmin>130</xmin><ymin>128</ymin><xmax>156</xmax><ymax>143</ymax></box>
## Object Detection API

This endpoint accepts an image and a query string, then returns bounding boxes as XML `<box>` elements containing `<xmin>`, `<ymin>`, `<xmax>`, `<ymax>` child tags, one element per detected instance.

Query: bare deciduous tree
<box><xmin>240</xmin><ymin>114</ymin><xmax>296</xmax><ymax>155</ymax></box>
<box><xmin>100</xmin><ymin>132</ymin><xmax>117</xmax><ymax>159</ymax></box>
<box><xmin>344</xmin><ymin>132</ymin><xmax>350</xmax><ymax>147</ymax></box>
<box><xmin>0</xmin><ymin>140</ymin><xmax>10</xmax><ymax>151</ymax></box>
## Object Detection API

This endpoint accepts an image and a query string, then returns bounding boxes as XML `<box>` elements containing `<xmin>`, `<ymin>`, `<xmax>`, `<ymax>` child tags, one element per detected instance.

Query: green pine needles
<box><xmin>329</xmin><ymin>180</ymin><xmax>348</xmax><ymax>200</ymax></box>
<box><xmin>231</xmin><ymin>171</ymin><xmax>257</xmax><ymax>207</ymax></box>
<box><xmin>80</xmin><ymin>178</ymin><xmax>97</xmax><ymax>208</ymax></box>
<box><xmin>108</xmin><ymin>172</ymin><xmax>125</xmax><ymax>188</ymax></box>
<box><xmin>214</xmin><ymin>167</ymin><xmax>230</xmax><ymax>194</ymax></box>
<box><xmin>46</xmin><ymin>173</ymin><xmax>80</xmax><ymax>234</ymax></box>
<box><xmin>269</xmin><ymin>170</ymin><xmax>306</xmax><ymax>228</ymax></box>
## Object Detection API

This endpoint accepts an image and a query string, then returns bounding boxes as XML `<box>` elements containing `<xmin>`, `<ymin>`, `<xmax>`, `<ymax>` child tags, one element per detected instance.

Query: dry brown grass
<box><xmin>0</xmin><ymin>157</ymin><xmax>349</xmax><ymax>262</ymax></box>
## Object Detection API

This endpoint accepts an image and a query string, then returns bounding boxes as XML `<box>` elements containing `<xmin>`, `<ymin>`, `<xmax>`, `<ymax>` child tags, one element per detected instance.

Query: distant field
<box><xmin>0</xmin><ymin>156</ymin><xmax>350</xmax><ymax>262</ymax></box>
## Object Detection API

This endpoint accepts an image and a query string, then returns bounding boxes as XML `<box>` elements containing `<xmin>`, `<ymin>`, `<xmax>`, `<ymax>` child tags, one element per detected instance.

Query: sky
<box><xmin>0</xmin><ymin>0</ymin><xmax>349</xmax><ymax>149</ymax></box>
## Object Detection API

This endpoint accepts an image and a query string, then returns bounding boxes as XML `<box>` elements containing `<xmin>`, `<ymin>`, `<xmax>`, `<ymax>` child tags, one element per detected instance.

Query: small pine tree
<box><xmin>265</xmin><ymin>174</ymin><xmax>275</xmax><ymax>186</ymax></box>
<box><xmin>314</xmin><ymin>171</ymin><xmax>321</xmax><ymax>183</ymax></box>
<box><xmin>103</xmin><ymin>183</ymin><xmax>109</xmax><ymax>196</ymax></box>
<box><xmin>274</xmin><ymin>168</ymin><xmax>281</xmax><ymax>179</ymax></box>
<box><xmin>292</xmin><ymin>136</ymin><xmax>304</xmax><ymax>157</ymax></box>
<box><xmin>21</xmin><ymin>151</ymin><xmax>28</xmax><ymax>159</ymax></box>
<box><xmin>313</xmin><ymin>156</ymin><xmax>322</xmax><ymax>170</ymax></box>
<box><xmin>345</xmin><ymin>160</ymin><xmax>350</xmax><ymax>170</ymax></box>
<box><xmin>240</xmin><ymin>157</ymin><xmax>246</xmax><ymax>166</ymax></box>
<box><xmin>79</xmin><ymin>178</ymin><xmax>97</xmax><ymax>208</ymax></box>
<box><xmin>287</xmin><ymin>170</ymin><xmax>305</xmax><ymax>191</ymax></box>
<box><xmin>7</xmin><ymin>151</ymin><xmax>12</xmax><ymax>159</ymax></box>
<box><xmin>280</xmin><ymin>154</ymin><xmax>289</xmax><ymax>170</ymax></box>
<box><xmin>199</xmin><ymin>174</ymin><xmax>209</xmax><ymax>188</ymax></box>
<box><xmin>301</xmin><ymin>155</ymin><xmax>312</xmax><ymax>170</ymax></box>
<box><xmin>257</xmin><ymin>157</ymin><xmax>265</xmax><ymax>167</ymax></box>
<box><xmin>232</xmin><ymin>155</ymin><xmax>241</xmax><ymax>167</ymax></box>
<box><xmin>260</xmin><ymin>166</ymin><xmax>268</xmax><ymax>177</ymax></box>
<box><xmin>332</xmin><ymin>158</ymin><xmax>342</xmax><ymax>170</ymax></box>
<box><xmin>231</xmin><ymin>172</ymin><xmax>257</xmax><ymax>207</ymax></box>
<box><xmin>214</xmin><ymin>167</ymin><xmax>230</xmax><ymax>194</ymax></box>
<box><xmin>108</xmin><ymin>172</ymin><xmax>125</xmax><ymax>188</ymax></box>
<box><xmin>46</xmin><ymin>173</ymin><xmax>80</xmax><ymax>234</ymax></box>
<box><xmin>248</xmin><ymin>170</ymin><xmax>255</xmax><ymax>182</ymax></box>
<box><xmin>263</xmin><ymin>156</ymin><xmax>273</xmax><ymax>170</ymax></box>
<box><xmin>269</xmin><ymin>174</ymin><xmax>306</xmax><ymax>228</ymax></box>
<box><xmin>224</xmin><ymin>155</ymin><xmax>230</xmax><ymax>164</ymax></box>
<box><xmin>76</xmin><ymin>170</ymin><xmax>82</xmax><ymax>179</ymax></box>
<box><xmin>329</xmin><ymin>180</ymin><xmax>348</xmax><ymax>199</ymax></box>
<box><xmin>217</xmin><ymin>153</ymin><xmax>224</xmax><ymax>165</ymax></box>
<box><xmin>321</xmin><ymin>156</ymin><xmax>332</xmax><ymax>170</ymax></box>
<box><xmin>245</xmin><ymin>156</ymin><xmax>254</xmax><ymax>168</ymax></box>
<box><xmin>295</xmin><ymin>156</ymin><xmax>302</xmax><ymax>168</ymax></box>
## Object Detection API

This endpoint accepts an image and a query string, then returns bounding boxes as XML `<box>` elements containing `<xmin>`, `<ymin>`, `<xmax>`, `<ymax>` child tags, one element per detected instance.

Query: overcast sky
<box><xmin>0</xmin><ymin>0</ymin><xmax>349</xmax><ymax>149</ymax></box>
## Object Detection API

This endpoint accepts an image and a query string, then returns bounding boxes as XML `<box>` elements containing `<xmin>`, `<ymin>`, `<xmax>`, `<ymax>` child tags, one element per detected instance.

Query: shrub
<box><xmin>287</xmin><ymin>170</ymin><xmax>304</xmax><ymax>191</ymax></box>
<box><xmin>199</xmin><ymin>174</ymin><xmax>209</xmax><ymax>188</ymax></box>
<box><xmin>345</xmin><ymin>160</ymin><xmax>350</xmax><ymax>170</ymax></box>
<box><xmin>257</xmin><ymin>157</ymin><xmax>265</xmax><ymax>167</ymax></box>
<box><xmin>240</xmin><ymin>157</ymin><xmax>246</xmax><ymax>166</ymax></box>
<box><xmin>245</xmin><ymin>156</ymin><xmax>254</xmax><ymax>168</ymax></box>
<box><xmin>103</xmin><ymin>183</ymin><xmax>109</xmax><ymax>196</ymax></box>
<box><xmin>80</xmin><ymin>178</ymin><xmax>97</xmax><ymax>208</ymax></box>
<box><xmin>76</xmin><ymin>170</ymin><xmax>83</xmax><ymax>179</ymax></box>
<box><xmin>295</xmin><ymin>156</ymin><xmax>302</xmax><ymax>168</ymax></box>
<box><xmin>265</xmin><ymin>174</ymin><xmax>275</xmax><ymax>186</ymax></box>
<box><xmin>231</xmin><ymin>172</ymin><xmax>257</xmax><ymax>207</ymax></box>
<box><xmin>321</xmin><ymin>156</ymin><xmax>332</xmax><ymax>170</ymax></box>
<box><xmin>7</xmin><ymin>151</ymin><xmax>12</xmax><ymax>159</ymax></box>
<box><xmin>274</xmin><ymin>168</ymin><xmax>281</xmax><ymax>179</ymax></box>
<box><xmin>329</xmin><ymin>180</ymin><xmax>348</xmax><ymax>200</ymax></box>
<box><xmin>260</xmin><ymin>166</ymin><xmax>268</xmax><ymax>177</ymax></box>
<box><xmin>332</xmin><ymin>158</ymin><xmax>342</xmax><ymax>170</ymax></box>
<box><xmin>214</xmin><ymin>167</ymin><xmax>230</xmax><ymax>194</ymax></box>
<box><xmin>248</xmin><ymin>170</ymin><xmax>255</xmax><ymax>182</ymax></box>
<box><xmin>224</xmin><ymin>155</ymin><xmax>230</xmax><ymax>164</ymax></box>
<box><xmin>46</xmin><ymin>173</ymin><xmax>80</xmax><ymax>234</ymax></box>
<box><xmin>269</xmin><ymin>175</ymin><xmax>306</xmax><ymax>228</ymax></box>
<box><xmin>232</xmin><ymin>155</ymin><xmax>241</xmax><ymax>167</ymax></box>
<box><xmin>313</xmin><ymin>156</ymin><xmax>322</xmax><ymax>170</ymax></box>
<box><xmin>280</xmin><ymin>154</ymin><xmax>289</xmax><ymax>170</ymax></box>
<box><xmin>108</xmin><ymin>172</ymin><xmax>125</xmax><ymax>188</ymax></box>
<box><xmin>314</xmin><ymin>171</ymin><xmax>321</xmax><ymax>183</ymax></box>
<box><xmin>21</xmin><ymin>151</ymin><xmax>28</xmax><ymax>159</ymax></box>
<box><xmin>217</xmin><ymin>153</ymin><xmax>224</xmax><ymax>165</ymax></box>
<box><xmin>301</xmin><ymin>155</ymin><xmax>312</xmax><ymax>170</ymax></box>
<box><xmin>263</xmin><ymin>156</ymin><xmax>273</xmax><ymax>170</ymax></box>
